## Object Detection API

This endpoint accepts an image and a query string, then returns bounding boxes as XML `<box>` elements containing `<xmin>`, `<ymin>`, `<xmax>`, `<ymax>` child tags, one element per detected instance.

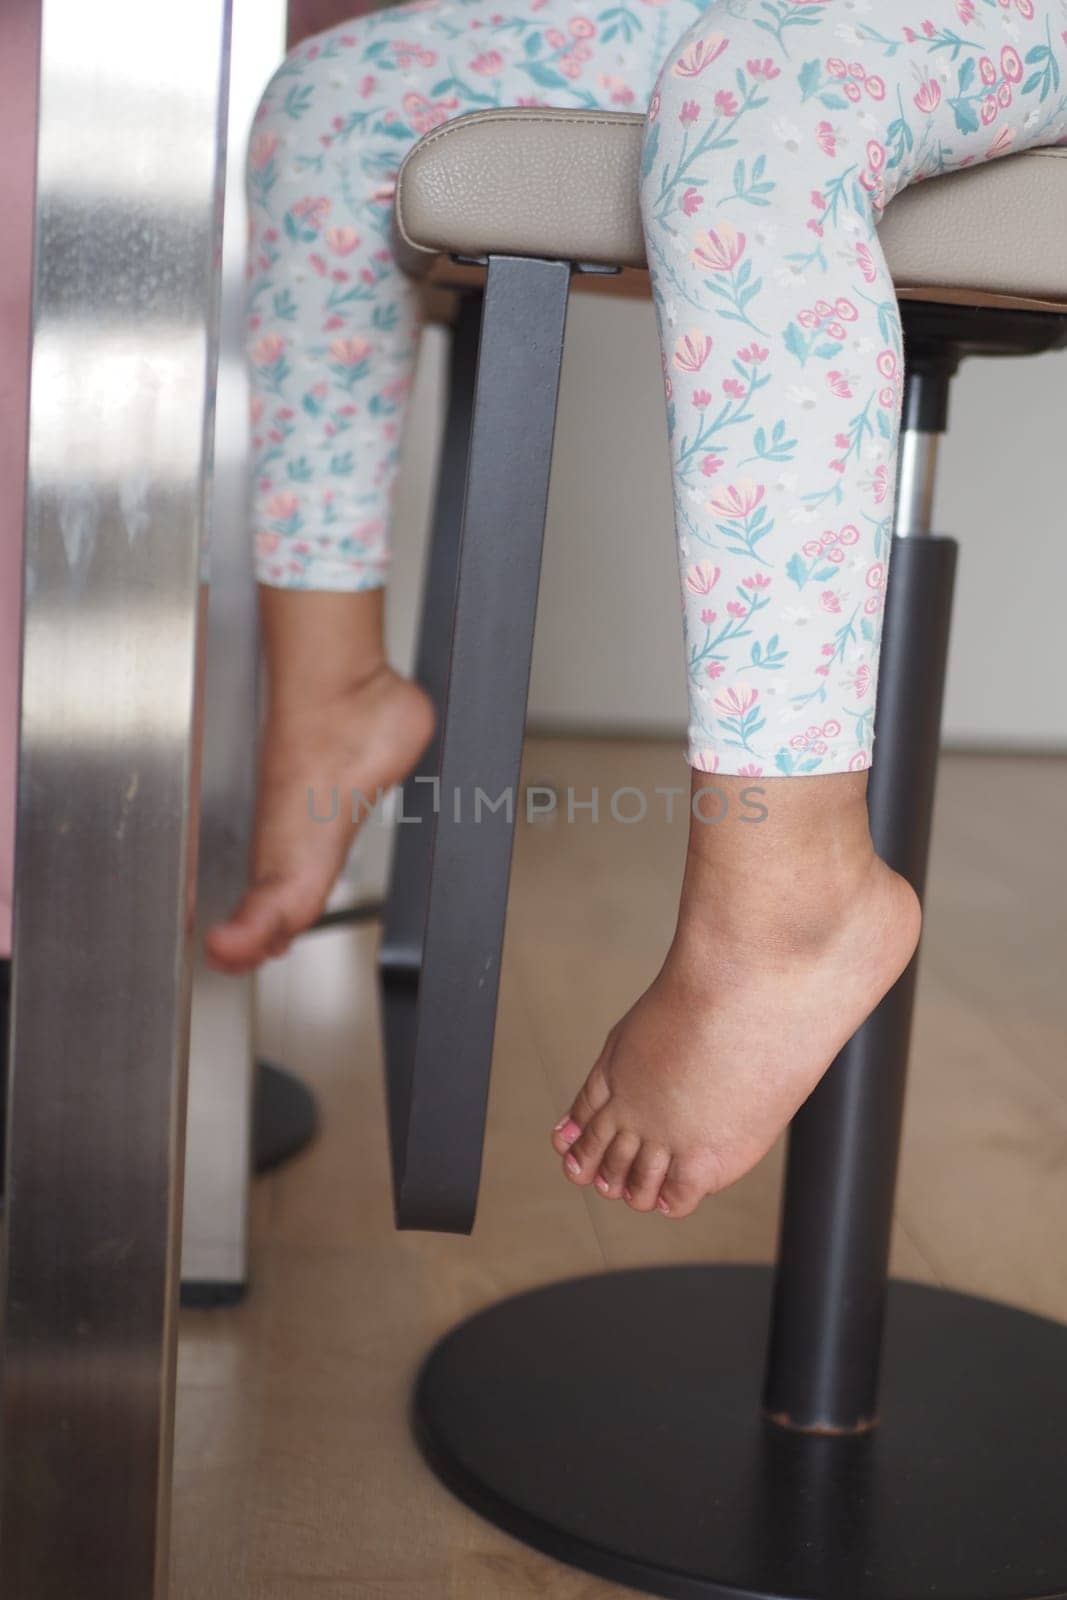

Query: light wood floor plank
<box><xmin>173</xmin><ymin>742</ymin><xmax>1065</xmax><ymax>1597</ymax></box>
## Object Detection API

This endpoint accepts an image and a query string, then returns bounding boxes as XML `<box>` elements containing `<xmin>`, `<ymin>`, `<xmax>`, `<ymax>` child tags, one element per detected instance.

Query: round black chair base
<box><xmin>254</xmin><ymin>1060</ymin><xmax>319</xmax><ymax>1174</ymax></box>
<box><xmin>414</xmin><ymin>1264</ymin><xmax>1067</xmax><ymax>1600</ymax></box>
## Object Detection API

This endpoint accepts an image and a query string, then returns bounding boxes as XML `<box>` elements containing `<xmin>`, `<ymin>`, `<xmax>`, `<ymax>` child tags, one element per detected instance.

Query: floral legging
<box><xmin>248</xmin><ymin>0</ymin><xmax>1067</xmax><ymax>775</ymax></box>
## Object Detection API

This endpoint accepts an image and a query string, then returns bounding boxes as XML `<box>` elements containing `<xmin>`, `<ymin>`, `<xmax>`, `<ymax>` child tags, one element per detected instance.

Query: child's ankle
<box><xmin>676</xmin><ymin>771</ymin><xmax>885</xmax><ymax>958</ymax></box>
<box><xmin>267</xmin><ymin>657</ymin><xmax>393</xmax><ymax>730</ymax></box>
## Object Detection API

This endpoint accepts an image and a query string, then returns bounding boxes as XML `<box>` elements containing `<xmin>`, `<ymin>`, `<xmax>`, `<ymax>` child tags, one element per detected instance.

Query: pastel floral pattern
<box><xmin>247</xmin><ymin>0</ymin><xmax>1067</xmax><ymax>773</ymax></box>
<box><xmin>641</xmin><ymin>0</ymin><xmax>1067</xmax><ymax>771</ymax></box>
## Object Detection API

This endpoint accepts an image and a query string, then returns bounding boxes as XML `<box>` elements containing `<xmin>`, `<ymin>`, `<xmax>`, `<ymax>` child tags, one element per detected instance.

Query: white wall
<box><xmin>388</xmin><ymin>294</ymin><xmax>1067</xmax><ymax>755</ymax></box>
<box><xmin>937</xmin><ymin>340</ymin><xmax>1067</xmax><ymax>748</ymax></box>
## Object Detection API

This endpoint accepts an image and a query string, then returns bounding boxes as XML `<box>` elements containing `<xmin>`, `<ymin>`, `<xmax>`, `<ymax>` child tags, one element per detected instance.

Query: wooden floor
<box><xmin>172</xmin><ymin>741</ymin><xmax>1067</xmax><ymax>1599</ymax></box>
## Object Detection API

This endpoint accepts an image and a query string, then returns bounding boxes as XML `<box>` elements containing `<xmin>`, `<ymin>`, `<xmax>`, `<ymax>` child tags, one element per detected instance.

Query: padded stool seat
<box><xmin>395</xmin><ymin>106</ymin><xmax>1067</xmax><ymax>309</ymax></box>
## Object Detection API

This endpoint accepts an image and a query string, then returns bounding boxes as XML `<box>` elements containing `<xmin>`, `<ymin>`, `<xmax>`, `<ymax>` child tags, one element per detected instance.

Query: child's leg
<box><xmin>206</xmin><ymin>589</ymin><xmax>433</xmax><ymax>970</ymax></box>
<box><xmin>208</xmin><ymin>0</ymin><xmax>708</xmax><ymax>972</ymax></box>
<box><xmin>553</xmin><ymin>0</ymin><xmax>1067</xmax><ymax>1215</ymax></box>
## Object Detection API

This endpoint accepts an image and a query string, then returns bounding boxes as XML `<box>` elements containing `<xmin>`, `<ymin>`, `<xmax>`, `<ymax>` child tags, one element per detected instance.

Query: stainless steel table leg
<box><xmin>1</xmin><ymin>3</ymin><xmax>232</xmax><ymax>1594</ymax></box>
<box><xmin>181</xmin><ymin>0</ymin><xmax>287</xmax><ymax>1307</ymax></box>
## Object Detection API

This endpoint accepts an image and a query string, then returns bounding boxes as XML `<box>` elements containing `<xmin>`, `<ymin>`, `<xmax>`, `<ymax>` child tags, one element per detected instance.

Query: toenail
<box><xmin>565</xmin><ymin>1154</ymin><xmax>581</xmax><ymax>1177</ymax></box>
<box><xmin>557</xmin><ymin>1119</ymin><xmax>581</xmax><ymax>1144</ymax></box>
<box><xmin>657</xmin><ymin>1197</ymin><xmax>671</xmax><ymax>1215</ymax></box>
<box><xmin>623</xmin><ymin>1187</ymin><xmax>633</xmax><ymax>1201</ymax></box>
<box><xmin>595</xmin><ymin>1176</ymin><xmax>610</xmax><ymax>1194</ymax></box>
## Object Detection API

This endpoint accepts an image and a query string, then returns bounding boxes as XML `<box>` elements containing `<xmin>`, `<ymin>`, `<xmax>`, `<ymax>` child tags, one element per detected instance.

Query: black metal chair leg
<box><xmin>379</xmin><ymin>290</ymin><xmax>481</xmax><ymax>1188</ymax></box>
<box><xmin>379</xmin><ymin>256</ymin><xmax>571</xmax><ymax>1232</ymax></box>
<box><xmin>414</xmin><ymin>293</ymin><xmax>484</xmax><ymax>716</ymax></box>
<box><xmin>382</xmin><ymin>290</ymin><xmax>483</xmax><ymax>943</ymax></box>
<box><xmin>763</xmin><ymin>529</ymin><xmax>958</xmax><ymax>1431</ymax></box>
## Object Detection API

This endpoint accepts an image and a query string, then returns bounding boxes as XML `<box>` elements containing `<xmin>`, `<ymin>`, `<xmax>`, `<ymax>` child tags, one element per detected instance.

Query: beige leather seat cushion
<box><xmin>395</xmin><ymin>107</ymin><xmax>1067</xmax><ymax>310</ymax></box>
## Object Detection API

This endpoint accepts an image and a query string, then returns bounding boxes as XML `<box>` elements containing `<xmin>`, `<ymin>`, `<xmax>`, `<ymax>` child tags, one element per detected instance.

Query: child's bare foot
<box><xmin>206</xmin><ymin>663</ymin><xmax>433</xmax><ymax>974</ymax></box>
<box><xmin>550</xmin><ymin>772</ymin><xmax>921</xmax><ymax>1219</ymax></box>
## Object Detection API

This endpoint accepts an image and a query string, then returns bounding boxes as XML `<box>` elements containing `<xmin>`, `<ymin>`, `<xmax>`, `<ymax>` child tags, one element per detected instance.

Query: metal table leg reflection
<box><xmin>1</xmin><ymin>4</ymin><xmax>232</xmax><ymax>1595</ymax></box>
<box><xmin>395</xmin><ymin>287</ymin><xmax>1067</xmax><ymax>1595</ymax></box>
<box><xmin>180</xmin><ymin>0</ymin><xmax>291</xmax><ymax>1311</ymax></box>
